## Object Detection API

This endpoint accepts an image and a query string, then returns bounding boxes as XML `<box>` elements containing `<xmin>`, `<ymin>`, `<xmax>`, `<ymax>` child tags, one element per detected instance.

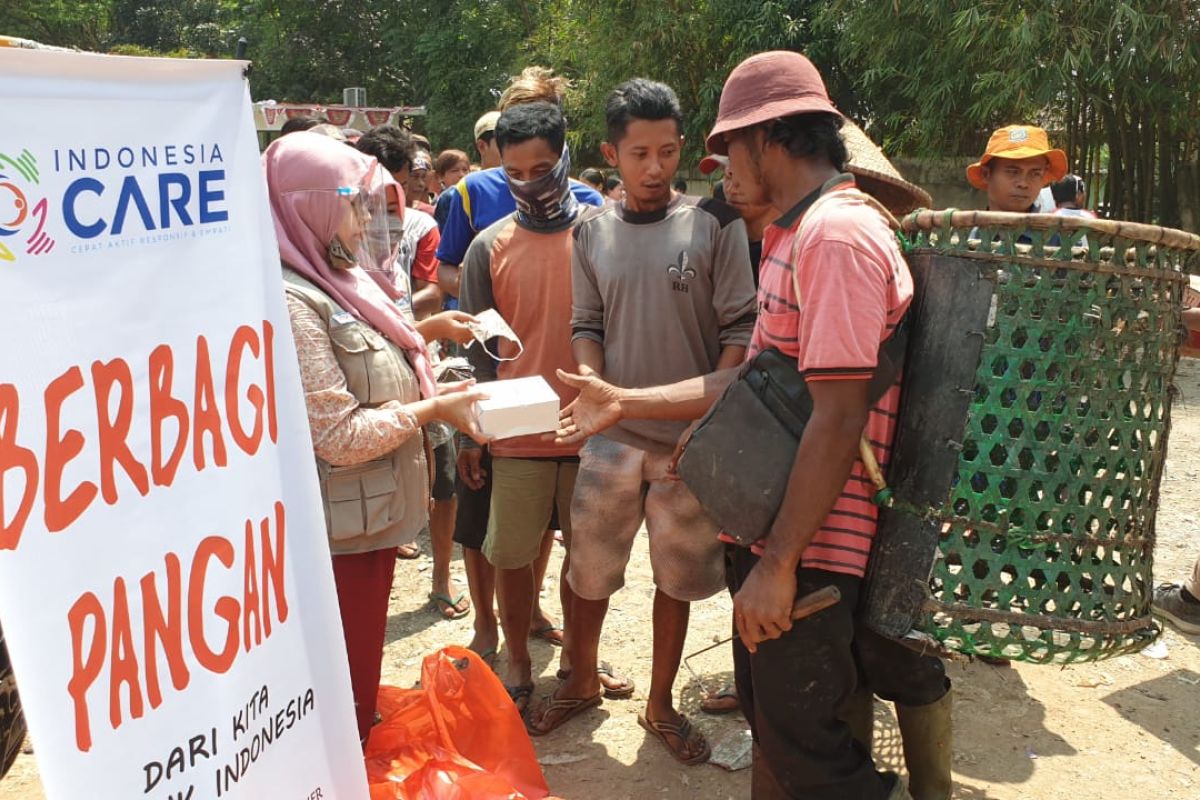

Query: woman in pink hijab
<box><xmin>265</xmin><ymin>131</ymin><xmax>487</xmax><ymax>745</ymax></box>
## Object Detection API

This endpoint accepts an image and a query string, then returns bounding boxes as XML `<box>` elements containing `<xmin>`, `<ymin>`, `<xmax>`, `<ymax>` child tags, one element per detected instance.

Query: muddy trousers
<box><xmin>726</xmin><ymin>545</ymin><xmax>948</xmax><ymax>800</ymax></box>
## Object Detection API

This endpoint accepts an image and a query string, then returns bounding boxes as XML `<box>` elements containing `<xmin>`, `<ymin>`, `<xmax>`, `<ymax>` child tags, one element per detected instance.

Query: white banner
<box><xmin>0</xmin><ymin>50</ymin><xmax>367</xmax><ymax>799</ymax></box>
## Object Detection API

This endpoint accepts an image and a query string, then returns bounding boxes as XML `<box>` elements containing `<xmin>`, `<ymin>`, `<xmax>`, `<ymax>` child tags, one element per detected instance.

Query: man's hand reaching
<box><xmin>553</xmin><ymin>369</ymin><xmax>625</xmax><ymax>444</ymax></box>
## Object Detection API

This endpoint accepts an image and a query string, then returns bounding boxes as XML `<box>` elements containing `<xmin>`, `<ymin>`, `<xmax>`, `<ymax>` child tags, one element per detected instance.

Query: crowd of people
<box><xmin>262</xmin><ymin>49</ymin><xmax>1200</xmax><ymax>800</ymax></box>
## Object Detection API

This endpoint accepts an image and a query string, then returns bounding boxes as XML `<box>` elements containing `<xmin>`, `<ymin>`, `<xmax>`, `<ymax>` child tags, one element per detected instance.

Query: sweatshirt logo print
<box><xmin>667</xmin><ymin>250</ymin><xmax>695</xmax><ymax>293</ymax></box>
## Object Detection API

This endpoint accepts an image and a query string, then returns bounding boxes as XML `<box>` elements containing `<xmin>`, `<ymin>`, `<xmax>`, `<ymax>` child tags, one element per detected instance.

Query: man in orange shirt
<box><xmin>458</xmin><ymin>102</ymin><xmax>628</xmax><ymax>709</ymax></box>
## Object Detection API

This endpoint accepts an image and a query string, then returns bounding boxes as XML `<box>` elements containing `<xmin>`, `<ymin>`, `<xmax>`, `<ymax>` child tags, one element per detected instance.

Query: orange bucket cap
<box><xmin>967</xmin><ymin>125</ymin><xmax>1067</xmax><ymax>189</ymax></box>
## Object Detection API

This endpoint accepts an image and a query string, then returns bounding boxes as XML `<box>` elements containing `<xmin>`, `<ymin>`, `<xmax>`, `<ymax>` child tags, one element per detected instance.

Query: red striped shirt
<box><xmin>733</xmin><ymin>181</ymin><xmax>913</xmax><ymax>577</ymax></box>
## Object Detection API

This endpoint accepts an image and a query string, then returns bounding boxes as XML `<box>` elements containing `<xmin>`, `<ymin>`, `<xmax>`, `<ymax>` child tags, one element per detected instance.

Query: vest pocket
<box><xmin>324</xmin><ymin>458</ymin><xmax>403</xmax><ymax>541</ymax></box>
<box><xmin>328</xmin><ymin>324</ymin><xmax>373</xmax><ymax>402</ymax></box>
<box><xmin>328</xmin><ymin>323</ymin><xmax>405</xmax><ymax>405</ymax></box>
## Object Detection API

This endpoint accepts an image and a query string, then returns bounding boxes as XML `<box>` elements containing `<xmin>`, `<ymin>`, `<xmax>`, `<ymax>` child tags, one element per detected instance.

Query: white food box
<box><xmin>477</xmin><ymin>376</ymin><xmax>561</xmax><ymax>440</ymax></box>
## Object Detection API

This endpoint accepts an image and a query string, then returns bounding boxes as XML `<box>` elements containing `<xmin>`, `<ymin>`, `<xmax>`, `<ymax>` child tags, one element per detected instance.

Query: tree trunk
<box><xmin>1103</xmin><ymin>102</ymin><xmax>1124</xmax><ymax>219</ymax></box>
<box><xmin>1157</xmin><ymin>121</ymin><xmax>1179</xmax><ymax>228</ymax></box>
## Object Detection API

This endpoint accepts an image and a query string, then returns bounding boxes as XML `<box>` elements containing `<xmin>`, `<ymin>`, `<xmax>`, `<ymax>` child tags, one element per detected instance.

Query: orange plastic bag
<box><xmin>365</xmin><ymin>646</ymin><xmax>551</xmax><ymax>800</ymax></box>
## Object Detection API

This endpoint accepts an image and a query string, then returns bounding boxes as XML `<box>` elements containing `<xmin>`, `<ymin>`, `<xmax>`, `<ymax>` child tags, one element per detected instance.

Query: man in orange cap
<box><xmin>967</xmin><ymin>125</ymin><xmax>1067</xmax><ymax>213</ymax></box>
<box><xmin>550</xmin><ymin>50</ymin><xmax>952</xmax><ymax>799</ymax></box>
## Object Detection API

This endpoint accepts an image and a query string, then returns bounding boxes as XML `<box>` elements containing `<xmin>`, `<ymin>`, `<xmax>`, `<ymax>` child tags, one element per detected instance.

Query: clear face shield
<box><xmin>328</xmin><ymin>161</ymin><xmax>398</xmax><ymax>274</ymax></box>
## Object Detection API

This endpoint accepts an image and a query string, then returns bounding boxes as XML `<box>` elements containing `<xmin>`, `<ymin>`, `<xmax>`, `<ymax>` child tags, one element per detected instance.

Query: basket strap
<box><xmin>788</xmin><ymin>186</ymin><xmax>901</xmax><ymax>299</ymax></box>
<box><xmin>787</xmin><ymin>186</ymin><xmax>905</xmax><ymax>506</ymax></box>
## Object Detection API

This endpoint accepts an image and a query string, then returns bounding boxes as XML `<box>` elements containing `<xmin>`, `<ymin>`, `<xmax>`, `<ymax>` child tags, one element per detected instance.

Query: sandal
<box><xmin>471</xmin><ymin>646</ymin><xmax>498</xmax><ymax>670</ymax></box>
<box><xmin>429</xmin><ymin>591</ymin><xmax>471</xmax><ymax>620</ymax></box>
<box><xmin>396</xmin><ymin>543</ymin><xmax>421</xmax><ymax>560</ymax></box>
<box><xmin>525</xmin><ymin>687</ymin><xmax>603</xmax><ymax>736</ymax></box>
<box><xmin>637</xmin><ymin>713</ymin><xmax>711</xmax><ymax>765</ymax></box>
<box><xmin>700</xmin><ymin>685</ymin><xmax>740</xmax><ymax>715</ymax></box>
<box><xmin>505</xmin><ymin>683</ymin><xmax>535</xmax><ymax>715</ymax></box>
<box><xmin>556</xmin><ymin>660</ymin><xmax>636</xmax><ymax>700</ymax></box>
<box><xmin>531</xmin><ymin>624</ymin><xmax>564</xmax><ymax>646</ymax></box>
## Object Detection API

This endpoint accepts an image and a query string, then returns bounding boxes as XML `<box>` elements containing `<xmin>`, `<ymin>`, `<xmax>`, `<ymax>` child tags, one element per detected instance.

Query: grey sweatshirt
<box><xmin>571</xmin><ymin>194</ymin><xmax>757</xmax><ymax>453</ymax></box>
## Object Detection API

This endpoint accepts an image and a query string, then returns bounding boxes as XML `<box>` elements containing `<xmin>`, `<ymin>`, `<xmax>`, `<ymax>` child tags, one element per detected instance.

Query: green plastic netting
<box><xmin>898</xmin><ymin>211</ymin><xmax>1200</xmax><ymax>664</ymax></box>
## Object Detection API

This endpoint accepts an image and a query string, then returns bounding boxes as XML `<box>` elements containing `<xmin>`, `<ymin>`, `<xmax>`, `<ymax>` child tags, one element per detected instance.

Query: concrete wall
<box><xmin>894</xmin><ymin>156</ymin><xmax>984</xmax><ymax>211</ymax></box>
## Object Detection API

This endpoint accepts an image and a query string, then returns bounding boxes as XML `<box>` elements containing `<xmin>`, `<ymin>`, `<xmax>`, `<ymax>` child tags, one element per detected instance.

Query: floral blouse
<box><xmin>286</xmin><ymin>294</ymin><xmax>421</xmax><ymax>466</ymax></box>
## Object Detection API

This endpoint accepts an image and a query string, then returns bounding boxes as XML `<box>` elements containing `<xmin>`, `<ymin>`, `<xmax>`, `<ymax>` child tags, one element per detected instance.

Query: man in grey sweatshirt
<box><xmin>526</xmin><ymin>79</ymin><xmax>756</xmax><ymax>767</ymax></box>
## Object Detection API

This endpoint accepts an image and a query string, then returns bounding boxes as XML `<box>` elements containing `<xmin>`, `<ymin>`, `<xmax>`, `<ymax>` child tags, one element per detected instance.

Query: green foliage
<box><xmin>3</xmin><ymin>0</ymin><xmax>1196</xmax><ymax>222</ymax></box>
<box><xmin>109</xmin><ymin>0</ymin><xmax>235</xmax><ymax>56</ymax></box>
<box><xmin>403</xmin><ymin>1</ymin><xmax>535</xmax><ymax>151</ymax></box>
<box><xmin>819</xmin><ymin>0</ymin><xmax>1200</xmax><ymax>223</ymax></box>
<box><xmin>0</xmin><ymin>1</ymin><xmax>114</xmax><ymax>51</ymax></box>
<box><xmin>528</xmin><ymin>1</ymin><xmax>837</xmax><ymax>164</ymax></box>
<box><xmin>239</xmin><ymin>0</ymin><xmax>409</xmax><ymax>108</ymax></box>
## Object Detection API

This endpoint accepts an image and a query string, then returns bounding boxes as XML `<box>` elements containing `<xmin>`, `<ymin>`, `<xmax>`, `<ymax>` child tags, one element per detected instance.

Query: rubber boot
<box><xmin>895</xmin><ymin>691</ymin><xmax>952</xmax><ymax>800</ymax></box>
<box><xmin>839</xmin><ymin>687</ymin><xmax>875</xmax><ymax>753</ymax></box>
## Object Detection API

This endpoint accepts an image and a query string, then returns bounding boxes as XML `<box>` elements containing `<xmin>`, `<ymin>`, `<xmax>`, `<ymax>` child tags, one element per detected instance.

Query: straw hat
<box><xmin>840</xmin><ymin>119</ymin><xmax>932</xmax><ymax>215</ymax></box>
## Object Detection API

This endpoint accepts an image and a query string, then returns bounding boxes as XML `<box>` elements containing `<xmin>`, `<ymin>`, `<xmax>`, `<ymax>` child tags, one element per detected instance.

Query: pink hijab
<box><xmin>264</xmin><ymin>132</ymin><xmax>437</xmax><ymax>398</ymax></box>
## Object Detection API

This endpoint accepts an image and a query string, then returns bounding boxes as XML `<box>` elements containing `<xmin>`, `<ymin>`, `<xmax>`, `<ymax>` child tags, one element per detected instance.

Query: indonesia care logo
<box><xmin>0</xmin><ymin>149</ymin><xmax>56</xmax><ymax>262</ymax></box>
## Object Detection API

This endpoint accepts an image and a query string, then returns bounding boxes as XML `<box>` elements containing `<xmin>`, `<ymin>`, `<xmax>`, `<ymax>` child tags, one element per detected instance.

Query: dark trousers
<box><xmin>726</xmin><ymin>545</ymin><xmax>948</xmax><ymax>799</ymax></box>
<box><xmin>332</xmin><ymin>547</ymin><xmax>398</xmax><ymax>744</ymax></box>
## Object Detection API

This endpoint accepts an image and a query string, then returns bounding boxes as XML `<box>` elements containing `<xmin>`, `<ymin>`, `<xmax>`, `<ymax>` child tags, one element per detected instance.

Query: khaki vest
<box><xmin>283</xmin><ymin>268</ymin><xmax>429</xmax><ymax>555</ymax></box>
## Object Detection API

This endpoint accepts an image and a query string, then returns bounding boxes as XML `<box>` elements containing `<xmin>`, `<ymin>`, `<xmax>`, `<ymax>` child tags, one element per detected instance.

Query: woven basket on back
<box><xmin>863</xmin><ymin>210</ymin><xmax>1200</xmax><ymax>664</ymax></box>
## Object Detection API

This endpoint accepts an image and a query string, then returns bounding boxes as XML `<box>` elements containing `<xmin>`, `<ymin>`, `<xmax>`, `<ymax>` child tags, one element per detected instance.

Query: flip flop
<box><xmin>526</xmin><ymin>687</ymin><xmax>603</xmax><ymax>737</ymax></box>
<box><xmin>556</xmin><ymin>660</ymin><xmax>636</xmax><ymax>700</ymax></box>
<box><xmin>505</xmin><ymin>683</ymin><xmax>535</xmax><ymax>715</ymax></box>
<box><xmin>476</xmin><ymin>647</ymin><xmax>498</xmax><ymax>669</ymax></box>
<box><xmin>700</xmin><ymin>686</ymin><xmax>740</xmax><ymax>715</ymax></box>
<box><xmin>429</xmin><ymin>591</ymin><xmax>471</xmax><ymax>620</ymax></box>
<box><xmin>396</xmin><ymin>543</ymin><xmax>421</xmax><ymax>560</ymax></box>
<box><xmin>531</xmin><ymin>624</ymin><xmax>564</xmax><ymax>646</ymax></box>
<box><xmin>637</xmin><ymin>713</ymin><xmax>711</xmax><ymax>765</ymax></box>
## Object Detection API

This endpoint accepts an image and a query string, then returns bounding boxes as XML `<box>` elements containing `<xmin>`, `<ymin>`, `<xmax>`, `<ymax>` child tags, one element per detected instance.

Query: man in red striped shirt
<box><xmin>553</xmin><ymin>52</ymin><xmax>951</xmax><ymax>799</ymax></box>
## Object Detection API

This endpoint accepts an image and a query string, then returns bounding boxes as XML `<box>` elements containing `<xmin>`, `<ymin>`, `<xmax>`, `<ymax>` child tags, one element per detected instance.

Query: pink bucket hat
<box><xmin>706</xmin><ymin>51</ymin><xmax>841</xmax><ymax>154</ymax></box>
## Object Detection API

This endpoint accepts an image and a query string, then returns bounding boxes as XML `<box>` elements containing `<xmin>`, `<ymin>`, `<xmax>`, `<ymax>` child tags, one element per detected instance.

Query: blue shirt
<box><xmin>433</xmin><ymin>187</ymin><xmax>455</xmax><ymax>230</ymax></box>
<box><xmin>435</xmin><ymin>167</ymin><xmax>603</xmax><ymax>266</ymax></box>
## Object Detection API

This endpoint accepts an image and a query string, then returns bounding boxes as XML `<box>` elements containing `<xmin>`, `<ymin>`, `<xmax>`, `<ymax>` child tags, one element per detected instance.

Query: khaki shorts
<box><xmin>483</xmin><ymin>457</ymin><xmax>577</xmax><ymax>569</ymax></box>
<box><xmin>567</xmin><ymin>435</ymin><xmax>724</xmax><ymax>602</ymax></box>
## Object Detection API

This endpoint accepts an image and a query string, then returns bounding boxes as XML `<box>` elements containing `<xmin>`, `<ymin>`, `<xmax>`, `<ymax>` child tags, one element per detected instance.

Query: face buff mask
<box><xmin>467</xmin><ymin>308</ymin><xmax>525</xmax><ymax>361</ymax></box>
<box><xmin>504</xmin><ymin>144</ymin><xmax>579</xmax><ymax>230</ymax></box>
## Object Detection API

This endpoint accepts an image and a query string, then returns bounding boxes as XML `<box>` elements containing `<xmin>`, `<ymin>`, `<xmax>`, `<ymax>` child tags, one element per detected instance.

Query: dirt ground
<box><xmin>4</xmin><ymin>359</ymin><xmax>1199</xmax><ymax>800</ymax></box>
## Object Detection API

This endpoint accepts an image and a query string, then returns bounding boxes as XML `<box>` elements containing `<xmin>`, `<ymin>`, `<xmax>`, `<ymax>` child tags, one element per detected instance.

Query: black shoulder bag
<box><xmin>676</xmin><ymin>189</ymin><xmax>909</xmax><ymax>546</ymax></box>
